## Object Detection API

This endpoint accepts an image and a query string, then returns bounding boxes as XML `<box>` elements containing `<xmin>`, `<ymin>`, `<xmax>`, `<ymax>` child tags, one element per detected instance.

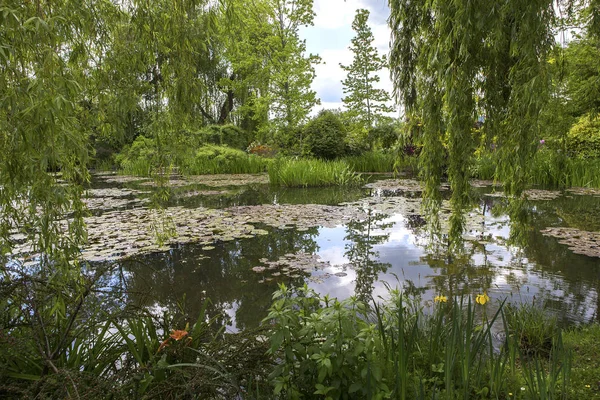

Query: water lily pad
<box><xmin>540</xmin><ymin>227</ymin><xmax>600</xmax><ymax>258</ymax></box>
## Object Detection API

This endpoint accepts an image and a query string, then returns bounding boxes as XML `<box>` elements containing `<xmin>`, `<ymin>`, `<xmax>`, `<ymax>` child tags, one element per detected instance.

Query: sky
<box><xmin>299</xmin><ymin>0</ymin><xmax>395</xmax><ymax>115</ymax></box>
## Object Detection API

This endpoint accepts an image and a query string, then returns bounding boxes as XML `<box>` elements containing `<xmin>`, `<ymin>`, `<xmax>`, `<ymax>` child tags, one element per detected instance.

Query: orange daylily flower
<box><xmin>170</xmin><ymin>329</ymin><xmax>189</xmax><ymax>341</ymax></box>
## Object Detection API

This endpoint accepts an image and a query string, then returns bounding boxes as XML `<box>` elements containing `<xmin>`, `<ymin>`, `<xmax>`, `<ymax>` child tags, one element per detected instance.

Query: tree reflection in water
<box><xmin>344</xmin><ymin>209</ymin><xmax>393</xmax><ymax>301</ymax></box>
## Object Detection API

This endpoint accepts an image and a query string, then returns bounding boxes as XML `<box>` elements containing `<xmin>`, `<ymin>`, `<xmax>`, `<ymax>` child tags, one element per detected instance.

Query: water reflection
<box><xmin>344</xmin><ymin>210</ymin><xmax>393</xmax><ymax>301</ymax></box>
<box><xmin>122</xmin><ymin>226</ymin><xmax>319</xmax><ymax>332</ymax></box>
<box><xmin>100</xmin><ymin>178</ymin><xmax>600</xmax><ymax>329</ymax></box>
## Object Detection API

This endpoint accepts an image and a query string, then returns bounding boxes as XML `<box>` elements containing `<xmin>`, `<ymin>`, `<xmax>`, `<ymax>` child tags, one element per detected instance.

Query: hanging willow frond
<box><xmin>388</xmin><ymin>0</ymin><xmax>567</xmax><ymax>245</ymax></box>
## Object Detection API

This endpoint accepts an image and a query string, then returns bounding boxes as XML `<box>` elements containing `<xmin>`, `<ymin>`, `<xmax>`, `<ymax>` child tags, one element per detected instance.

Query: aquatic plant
<box><xmin>268</xmin><ymin>158</ymin><xmax>363</xmax><ymax>187</ymax></box>
<box><xmin>344</xmin><ymin>151</ymin><xmax>396</xmax><ymax>172</ymax></box>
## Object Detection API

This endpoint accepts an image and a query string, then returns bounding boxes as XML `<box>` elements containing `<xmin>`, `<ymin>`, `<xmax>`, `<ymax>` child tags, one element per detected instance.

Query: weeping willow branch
<box><xmin>389</xmin><ymin>0</ymin><xmax>564</xmax><ymax>245</ymax></box>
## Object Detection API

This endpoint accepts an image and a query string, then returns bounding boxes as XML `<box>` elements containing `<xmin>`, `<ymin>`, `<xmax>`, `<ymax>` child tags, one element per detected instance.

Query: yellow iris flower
<box><xmin>434</xmin><ymin>295</ymin><xmax>448</xmax><ymax>303</ymax></box>
<box><xmin>476</xmin><ymin>293</ymin><xmax>490</xmax><ymax>305</ymax></box>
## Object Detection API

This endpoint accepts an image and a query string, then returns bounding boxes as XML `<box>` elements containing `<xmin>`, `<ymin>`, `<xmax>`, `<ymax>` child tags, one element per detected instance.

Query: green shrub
<box><xmin>268</xmin><ymin>158</ymin><xmax>362</xmax><ymax>187</ymax></box>
<box><xmin>115</xmin><ymin>135</ymin><xmax>160</xmax><ymax>176</ymax></box>
<box><xmin>182</xmin><ymin>144</ymin><xmax>270</xmax><ymax>175</ymax></box>
<box><xmin>274</xmin><ymin>126</ymin><xmax>304</xmax><ymax>156</ymax></box>
<box><xmin>567</xmin><ymin>114</ymin><xmax>600</xmax><ymax>159</ymax></box>
<box><xmin>303</xmin><ymin>110</ymin><xmax>348</xmax><ymax>160</ymax></box>
<box><xmin>369</xmin><ymin>122</ymin><xmax>400</xmax><ymax>150</ymax></box>
<box><xmin>504</xmin><ymin>303</ymin><xmax>558</xmax><ymax>356</ymax></box>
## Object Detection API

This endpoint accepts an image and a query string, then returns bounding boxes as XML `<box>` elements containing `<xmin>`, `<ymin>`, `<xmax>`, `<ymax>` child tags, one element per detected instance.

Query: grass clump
<box><xmin>268</xmin><ymin>158</ymin><xmax>362</xmax><ymax>187</ymax></box>
<box><xmin>344</xmin><ymin>151</ymin><xmax>396</xmax><ymax>172</ymax></box>
<box><xmin>504</xmin><ymin>303</ymin><xmax>558</xmax><ymax>357</ymax></box>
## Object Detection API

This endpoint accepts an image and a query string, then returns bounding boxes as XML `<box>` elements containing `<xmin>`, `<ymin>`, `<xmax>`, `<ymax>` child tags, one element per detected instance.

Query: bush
<box><xmin>303</xmin><ymin>110</ymin><xmax>347</xmax><ymax>160</ymax></box>
<box><xmin>182</xmin><ymin>144</ymin><xmax>270</xmax><ymax>175</ymax></box>
<box><xmin>114</xmin><ymin>135</ymin><xmax>160</xmax><ymax>176</ymax></box>
<box><xmin>369</xmin><ymin>122</ymin><xmax>400</xmax><ymax>150</ymax></box>
<box><xmin>567</xmin><ymin>114</ymin><xmax>600</xmax><ymax>159</ymax></box>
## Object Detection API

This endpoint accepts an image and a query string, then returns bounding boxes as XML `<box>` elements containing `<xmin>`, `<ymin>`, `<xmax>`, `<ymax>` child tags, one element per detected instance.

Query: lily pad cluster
<box><xmin>540</xmin><ymin>227</ymin><xmax>600</xmax><ymax>258</ymax></box>
<box><xmin>137</xmin><ymin>174</ymin><xmax>269</xmax><ymax>188</ymax></box>
<box><xmin>83</xmin><ymin>188</ymin><xmax>151</xmax><ymax>212</ymax></box>
<box><xmin>79</xmin><ymin>206</ymin><xmax>270</xmax><ymax>262</ymax></box>
<box><xmin>251</xmin><ymin>252</ymin><xmax>333</xmax><ymax>282</ymax></box>
<box><xmin>485</xmin><ymin>189</ymin><xmax>562</xmax><ymax>201</ymax></box>
<box><xmin>96</xmin><ymin>174</ymin><xmax>150</xmax><ymax>184</ymax></box>
<box><xmin>227</xmin><ymin>203</ymin><xmax>368</xmax><ymax>230</ymax></box>
<box><xmin>566</xmin><ymin>187</ymin><xmax>600</xmax><ymax>197</ymax></box>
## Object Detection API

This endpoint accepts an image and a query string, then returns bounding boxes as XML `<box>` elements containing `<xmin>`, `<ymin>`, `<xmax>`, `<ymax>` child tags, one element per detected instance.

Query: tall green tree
<box><xmin>261</xmin><ymin>0</ymin><xmax>320</xmax><ymax>140</ymax></box>
<box><xmin>340</xmin><ymin>9</ymin><xmax>394</xmax><ymax>131</ymax></box>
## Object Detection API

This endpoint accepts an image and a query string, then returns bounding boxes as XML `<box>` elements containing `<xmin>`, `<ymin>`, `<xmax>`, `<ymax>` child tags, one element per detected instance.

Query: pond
<box><xmin>51</xmin><ymin>173</ymin><xmax>600</xmax><ymax>332</ymax></box>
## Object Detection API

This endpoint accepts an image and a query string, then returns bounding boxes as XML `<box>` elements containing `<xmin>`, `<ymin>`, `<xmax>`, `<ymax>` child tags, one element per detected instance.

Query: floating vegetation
<box><xmin>177</xmin><ymin>189</ymin><xmax>233</xmax><ymax>198</ymax></box>
<box><xmin>566</xmin><ymin>187</ymin><xmax>600</xmax><ymax>197</ymax></box>
<box><xmin>227</xmin><ymin>203</ymin><xmax>368</xmax><ymax>229</ymax></box>
<box><xmin>485</xmin><ymin>189</ymin><xmax>562</xmax><ymax>201</ymax></box>
<box><xmin>138</xmin><ymin>174</ymin><xmax>269</xmax><ymax>188</ymax></box>
<box><xmin>83</xmin><ymin>196</ymin><xmax>149</xmax><ymax>211</ymax></box>
<box><xmin>365</xmin><ymin>178</ymin><xmax>423</xmax><ymax>192</ymax></box>
<box><xmin>540</xmin><ymin>227</ymin><xmax>600</xmax><ymax>258</ymax></box>
<box><xmin>470</xmin><ymin>179</ymin><xmax>499</xmax><ymax>188</ymax></box>
<box><xmin>96</xmin><ymin>173</ymin><xmax>150</xmax><ymax>184</ymax></box>
<box><xmin>252</xmin><ymin>252</ymin><xmax>330</xmax><ymax>281</ymax></box>
<box><xmin>83</xmin><ymin>188</ymin><xmax>151</xmax><ymax>211</ymax></box>
<box><xmin>523</xmin><ymin>189</ymin><xmax>562</xmax><ymax>201</ymax></box>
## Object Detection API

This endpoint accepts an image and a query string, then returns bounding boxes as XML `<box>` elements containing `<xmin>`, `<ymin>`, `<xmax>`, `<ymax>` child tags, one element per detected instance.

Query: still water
<box><xmin>92</xmin><ymin>174</ymin><xmax>600</xmax><ymax>332</ymax></box>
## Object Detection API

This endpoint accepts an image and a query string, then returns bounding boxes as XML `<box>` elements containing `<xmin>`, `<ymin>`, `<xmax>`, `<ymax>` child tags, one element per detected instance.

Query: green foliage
<box><xmin>303</xmin><ymin>110</ymin><xmax>348</xmax><ymax>160</ymax></box>
<box><xmin>115</xmin><ymin>135</ymin><xmax>159</xmax><ymax>176</ymax></box>
<box><xmin>567</xmin><ymin>114</ymin><xmax>600</xmax><ymax>158</ymax></box>
<box><xmin>115</xmin><ymin>135</ymin><xmax>270</xmax><ymax>176</ymax></box>
<box><xmin>563</xmin><ymin>324</ymin><xmax>600</xmax><ymax>399</ymax></box>
<box><xmin>266</xmin><ymin>285</ymin><xmax>572</xmax><ymax>399</ymax></box>
<box><xmin>562</xmin><ymin>37</ymin><xmax>600</xmax><ymax>117</ymax></box>
<box><xmin>344</xmin><ymin>151</ymin><xmax>396</xmax><ymax>173</ymax></box>
<box><xmin>472</xmin><ymin>148</ymin><xmax>600</xmax><ymax>188</ymax></box>
<box><xmin>389</xmin><ymin>0</ymin><xmax>558</xmax><ymax>243</ymax></box>
<box><xmin>194</xmin><ymin>124</ymin><xmax>252</xmax><ymax>150</ymax></box>
<box><xmin>504</xmin><ymin>303</ymin><xmax>558</xmax><ymax>356</ymax></box>
<box><xmin>340</xmin><ymin>9</ymin><xmax>394</xmax><ymax>131</ymax></box>
<box><xmin>182</xmin><ymin>145</ymin><xmax>270</xmax><ymax>175</ymax></box>
<box><xmin>268</xmin><ymin>159</ymin><xmax>362</xmax><ymax>187</ymax></box>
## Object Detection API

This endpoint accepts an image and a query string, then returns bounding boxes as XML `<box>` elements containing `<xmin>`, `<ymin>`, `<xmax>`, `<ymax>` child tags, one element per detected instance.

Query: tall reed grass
<box><xmin>268</xmin><ymin>158</ymin><xmax>363</xmax><ymax>187</ymax></box>
<box><xmin>344</xmin><ymin>151</ymin><xmax>396</xmax><ymax>173</ymax></box>
<box><xmin>472</xmin><ymin>150</ymin><xmax>600</xmax><ymax>189</ymax></box>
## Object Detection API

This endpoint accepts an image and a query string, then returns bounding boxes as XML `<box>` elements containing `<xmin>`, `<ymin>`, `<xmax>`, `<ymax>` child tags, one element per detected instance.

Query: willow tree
<box><xmin>0</xmin><ymin>0</ymin><xmax>121</xmax><ymax>389</ymax></box>
<box><xmin>389</xmin><ymin>0</ymin><xmax>563</xmax><ymax>242</ymax></box>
